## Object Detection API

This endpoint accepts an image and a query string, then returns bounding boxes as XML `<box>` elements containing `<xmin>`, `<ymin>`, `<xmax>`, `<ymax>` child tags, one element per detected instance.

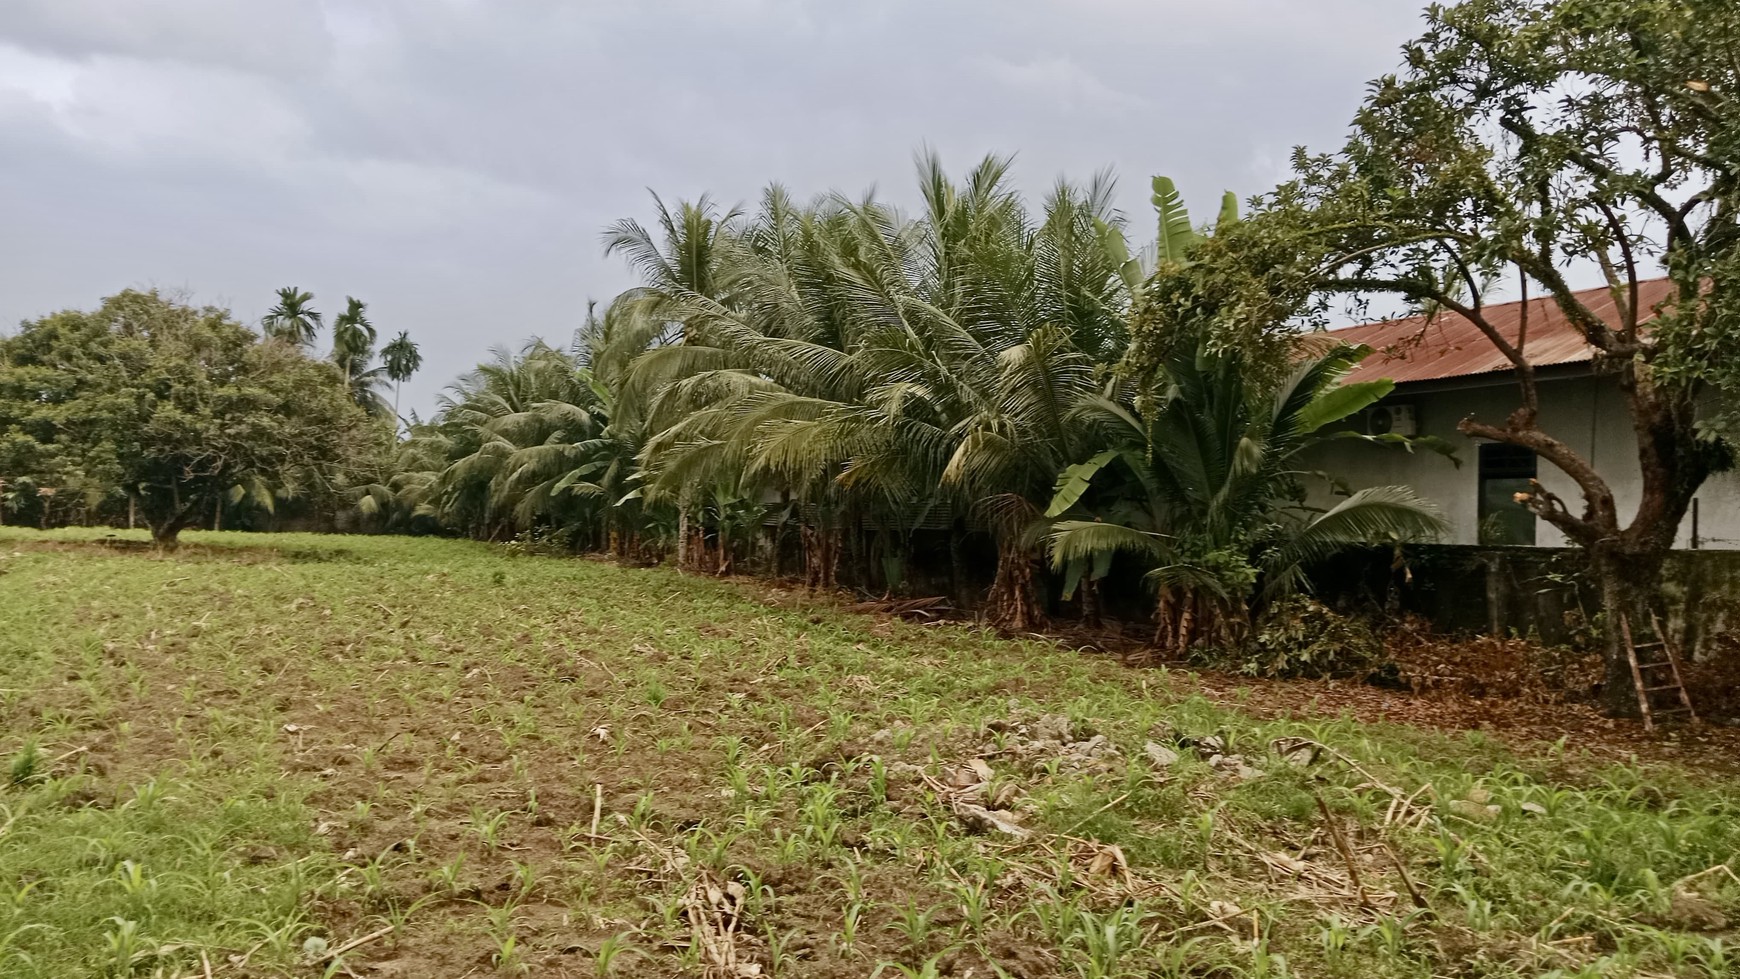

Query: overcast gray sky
<box><xmin>0</xmin><ymin>0</ymin><xmax>1428</xmax><ymax>414</ymax></box>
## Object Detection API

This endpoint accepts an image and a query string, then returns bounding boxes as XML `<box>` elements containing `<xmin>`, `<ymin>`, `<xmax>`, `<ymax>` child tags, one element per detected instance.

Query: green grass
<box><xmin>1</xmin><ymin>528</ymin><xmax>1736</xmax><ymax>977</ymax></box>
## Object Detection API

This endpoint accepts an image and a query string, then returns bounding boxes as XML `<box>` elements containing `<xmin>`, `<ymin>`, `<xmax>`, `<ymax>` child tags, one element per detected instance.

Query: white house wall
<box><xmin>1302</xmin><ymin>373</ymin><xmax>1740</xmax><ymax>549</ymax></box>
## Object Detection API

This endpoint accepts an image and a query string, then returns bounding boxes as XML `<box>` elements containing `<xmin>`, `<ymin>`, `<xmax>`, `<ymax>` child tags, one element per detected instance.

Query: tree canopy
<box><xmin>0</xmin><ymin>290</ymin><xmax>373</xmax><ymax>545</ymax></box>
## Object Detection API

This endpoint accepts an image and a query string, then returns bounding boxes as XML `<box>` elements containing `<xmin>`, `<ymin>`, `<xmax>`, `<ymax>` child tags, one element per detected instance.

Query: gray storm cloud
<box><xmin>0</xmin><ymin>0</ymin><xmax>1425</xmax><ymax>413</ymax></box>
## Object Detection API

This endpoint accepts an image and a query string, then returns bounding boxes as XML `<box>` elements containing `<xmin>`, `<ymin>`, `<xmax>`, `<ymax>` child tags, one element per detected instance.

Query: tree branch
<box><xmin>1321</xmin><ymin>274</ymin><xmax>1541</xmax><ymax>418</ymax></box>
<box><xmin>1591</xmin><ymin>198</ymin><xmax>1640</xmax><ymax>339</ymax></box>
<box><xmin>1458</xmin><ymin>417</ymin><xmax>1618</xmax><ymax>542</ymax></box>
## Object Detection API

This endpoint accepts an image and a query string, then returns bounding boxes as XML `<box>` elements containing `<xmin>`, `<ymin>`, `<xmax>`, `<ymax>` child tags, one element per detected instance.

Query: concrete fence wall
<box><xmin>1318</xmin><ymin>545</ymin><xmax>1740</xmax><ymax>657</ymax></box>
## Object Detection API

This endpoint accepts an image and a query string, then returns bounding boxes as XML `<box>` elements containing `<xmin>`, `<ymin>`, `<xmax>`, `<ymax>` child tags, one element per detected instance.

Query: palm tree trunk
<box><xmin>802</xmin><ymin>525</ymin><xmax>820</xmax><ymax>591</ymax></box>
<box><xmin>801</xmin><ymin>523</ymin><xmax>841</xmax><ymax>592</ymax></box>
<box><xmin>987</xmin><ymin>537</ymin><xmax>1045</xmax><ymax>632</ymax></box>
<box><xmin>1155</xmin><ymin>590</ymin><xmax>1179</xmax><ymax>652</ymax></box>
<box><xmin>1080</xmin><ymin>577</ymin><xmax>1103</xmax><ymax>630</ymax></box>
<box><xmin>677</xmin><ymin>508</ymin><xmax>691</xmax><ymax>569</ymax></box>
<box><xmin>949</xmin><ymin>521</ymin><xmax>968</xmax><ymax>606</ymax></box>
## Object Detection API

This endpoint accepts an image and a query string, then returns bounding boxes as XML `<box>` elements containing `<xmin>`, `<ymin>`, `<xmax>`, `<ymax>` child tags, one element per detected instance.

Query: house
<box><xmin>1308</xmin><ymin>279</ymin><xmax>1740</xmax><ymax>548</ymax></box>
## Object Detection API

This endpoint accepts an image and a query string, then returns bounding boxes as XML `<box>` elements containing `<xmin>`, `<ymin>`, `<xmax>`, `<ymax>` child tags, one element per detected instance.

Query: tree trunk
<box><xmin>949</xmin><ymin>521</ymin><xmax>968</xmax><ymax>606</ymax></box>
<box><xmin>986</xmin><ymin>537</ymin><xmax>1045</xmax><ymax>632</ymax></box>
<box><xmin>149</xmin><ymin>518</ymin><xmax>184</xmax><ymax>551</ymax></box>
<box><xmin>1152</xmin><ymin>588</ymin><xmax>1243</xmax><ymax>656</ymax></box>
<box><xmin>1080</xmin><ymin>576</ymin><xmax>1103</xmax><ymax>630</ymax></box>
<box><xmin>801</xmin><ymin>524</ymin><xmax>840</xmax><ymax>592</ymax></box>
<box><xmin>825</xmin><ymin>527</ymin><xmax>840</xmax><ymax>590</ymax></box>
<box><xmin>802</xmin><ymin>526</ymin><xmax>818</xmax><ymax>590</ymax></box>
<box><xmin>677</xmin><ymin>508</ymin><xmax>691</xmax><ymax>569</ymax></box>
<box><xmin>1590</xmin><ymin>544</ymin><xmax>1671</xmax><ymax>718</ymax></box>
<box><xmin>849</xmin><ymin>517</ymin><xmax>870</xmax><ymax>590</ymax></box>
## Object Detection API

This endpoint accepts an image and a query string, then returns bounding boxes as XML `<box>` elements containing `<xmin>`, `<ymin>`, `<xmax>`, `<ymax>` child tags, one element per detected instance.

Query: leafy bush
<box><xmin>1197</xmin><ymin>596</ymin><xmax>1383</xmax><ymax>679</ymax></box>
<box><xmin>503</xmin><ymin>526</ymin><xmax>576</xmax><ymax>557</ymax></box>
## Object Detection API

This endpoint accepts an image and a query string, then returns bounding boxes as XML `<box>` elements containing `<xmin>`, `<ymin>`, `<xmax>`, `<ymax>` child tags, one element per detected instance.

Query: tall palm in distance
<box><xmin>331</xmin><ymin>297</ymin><xmax>377</xmax><ymax>364</ymax></box>
<box><xmin>261</xmin><ymin>287</ymin><xmax>321</xmax><ymax>346</ymax></box>
<box><xmin>381</xmin><ymin>330</ymin><xmax>423</xmax><ymax>423</ymax></box>
<box><xmin>332</xmin><ymin>297</ymin><xmax>389</xmax><ymax>417</ymax></box>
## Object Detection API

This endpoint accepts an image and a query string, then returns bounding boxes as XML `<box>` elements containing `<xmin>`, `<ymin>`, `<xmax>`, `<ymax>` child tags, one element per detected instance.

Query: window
<box><xmin>1478</xmin><ymin>443</ymin><xmax>1537</xmax><ymax>546</ymax></box>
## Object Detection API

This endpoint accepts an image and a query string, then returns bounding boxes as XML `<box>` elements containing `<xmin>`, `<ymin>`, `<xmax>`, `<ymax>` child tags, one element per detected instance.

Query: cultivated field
<box><xmin>1</xmin><ymin>529</ymin><xmax>1736</xmax><ymax>978</ymax></box>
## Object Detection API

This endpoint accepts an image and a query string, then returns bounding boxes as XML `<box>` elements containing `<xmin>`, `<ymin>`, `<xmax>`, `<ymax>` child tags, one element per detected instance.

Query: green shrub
<box><xmin>1199</xmin><ymin>596</ymin><xmax>1383</xmax><ymax>679</ymax></box>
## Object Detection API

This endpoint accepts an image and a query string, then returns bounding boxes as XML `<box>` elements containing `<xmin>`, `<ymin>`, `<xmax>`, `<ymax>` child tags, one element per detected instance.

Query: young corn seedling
<box><xmin>430</xmin><ymin>853</ymin><xmax>467</xmax><ymax>896</ymax></box>
<box><xmin>470</xmin><ymin>806</ymin><xmax>515</xmax><ymax>850</ymax></box>
<box><xmin>592</xmin><ymin>931</ymin><xmax>638</xmax><ymax>977</ymax></box>
<box><xmin>888</xmin><ymin>900</ymin><xmax>939</xmax><ymax>955</ymax></box>
<box><xmin>836</xmin><ymin>899</ymin><xmax>867</xmax><ymax>958</ymax></box>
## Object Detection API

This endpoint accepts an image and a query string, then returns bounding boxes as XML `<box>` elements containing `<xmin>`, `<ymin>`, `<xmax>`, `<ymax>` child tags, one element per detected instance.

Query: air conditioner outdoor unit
<box><xmin>1366</xmin><ymin>404</ymin><xmax>1418</xmax><ymax>437</ymax></box>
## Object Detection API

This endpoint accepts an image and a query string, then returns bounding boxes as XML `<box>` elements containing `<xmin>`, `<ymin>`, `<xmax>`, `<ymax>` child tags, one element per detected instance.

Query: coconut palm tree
<box><xmin>602</xmin><ymin>193</ymin><xmax>745</xmax><ymax>566</ymax></box>
<box><xmin>382</xmin><ymin>157</ymin><xmax>1438</xmax><ymax>659</ymax></box>
<box><xmin>1042</xmin><ymin>337</ymin><xmax>1448</xmax><ymax>652</ymax></box>
<box><xmin>391</xmin><ymin>341</ymin><xmax>604</xmax><ymax>539</ymax></box>
<box><xmin>608</xmin><ymin>156</ymin><xmax>1139</xmax><ymax>619</ymax></box>
<box><xmin>261</xmin><ymin>287</ymin><xmax>322</xmax><ymax>346</ymax></box>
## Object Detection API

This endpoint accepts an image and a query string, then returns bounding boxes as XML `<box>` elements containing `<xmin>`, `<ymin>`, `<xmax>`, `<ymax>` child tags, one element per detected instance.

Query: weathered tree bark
<box><xmin>1589</xmin><ymin>545</ymin><xmax>1670</xmax><ymax>715</ymax></box>
<box><xmin>1151</xmin><ymin>587</ymin><xmax>1245</xmax><ymax>656</ymax></box>
<box><xmin>1079</xmin><ymin>576</ymin><xmax>1103</xmax><ymax>630</ymax></box>
<box><xmin>801</xmin><ymin>524</ymin><xmax>841</xmax><ymax>592</ymax></box>
<box><xmin>986</xmin><ymin>536</ymin><xmax>1045</xmax><ymax>632</ymax></box>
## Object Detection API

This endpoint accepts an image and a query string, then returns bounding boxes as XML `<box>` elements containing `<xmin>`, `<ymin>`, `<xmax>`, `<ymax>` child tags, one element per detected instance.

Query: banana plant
<box><xmin>1095</xmin><ymin>176</ymin><xmax>1239</xmax><ymax>307</ymax></box>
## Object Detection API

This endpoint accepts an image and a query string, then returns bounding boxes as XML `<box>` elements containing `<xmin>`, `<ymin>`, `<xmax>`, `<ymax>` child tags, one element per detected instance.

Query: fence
<box><xmin>1316</xmin><ymin>545</ymin><xmax>1740</xmax><ymax>657</ymax></box>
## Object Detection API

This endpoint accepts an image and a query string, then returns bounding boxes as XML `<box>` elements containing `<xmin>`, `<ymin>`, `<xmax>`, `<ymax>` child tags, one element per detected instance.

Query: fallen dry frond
<box><xmin>635</xmin><ymin>833</ymin><xmax>760</xmax><ymax>978</ymax></box>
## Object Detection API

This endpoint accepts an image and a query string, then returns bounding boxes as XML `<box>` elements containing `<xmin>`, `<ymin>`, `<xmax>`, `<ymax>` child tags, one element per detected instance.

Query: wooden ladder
<box><xmin>1620</xmin><ymin>613</ymin><xmax>1698</xmax><ymax>731</ymax></box>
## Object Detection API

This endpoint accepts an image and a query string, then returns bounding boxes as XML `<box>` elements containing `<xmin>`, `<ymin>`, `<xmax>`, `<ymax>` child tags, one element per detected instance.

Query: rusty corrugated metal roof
<box><xmin>1334</xmin><ymin>278</ymin><xmax>1677</xmax><ymax>385</ymax></box>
